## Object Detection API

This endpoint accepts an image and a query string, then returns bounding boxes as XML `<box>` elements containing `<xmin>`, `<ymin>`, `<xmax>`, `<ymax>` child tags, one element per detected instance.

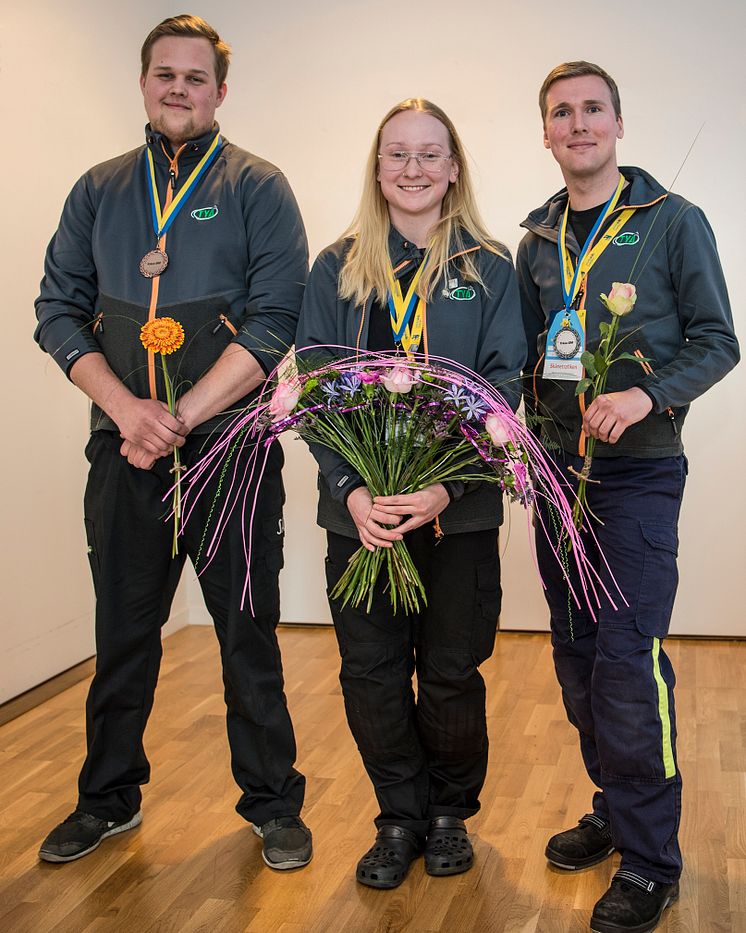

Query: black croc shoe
<box><xmin>356</xmin><ymin>825</ymin><xmax>422</xmax><ymax>889</ymax></box>
<box><xmin>591</xmin><ymin>870</ymin><xmax>679</xmax><ymax>932</ymax></box>
<box><xmin>545</xmin><ymin>813</ymin><xmax>614</xmax><ymax>870</ymax></box>
<box><xmin>424</xmin><ymin>816</ymin><xmax>474</xmax><ymax>876</ymax></box>
<box><xmin>39</xmin><ymin>809</ymin><xmax>142</xmax><ymax>863</ymax></box>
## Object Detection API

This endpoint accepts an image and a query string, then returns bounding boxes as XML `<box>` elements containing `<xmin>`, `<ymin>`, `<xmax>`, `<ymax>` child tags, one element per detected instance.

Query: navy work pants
<box><xmin>325</xmin><ymin>525</ymin><xmax>501</xmax><ymax>842</ymax></box>
<box><xmin>536</xmin><ymin>453</ymin><xmax>687</xmax><ymax>883</ymax></box>
<box><xmin>77</xmin><ymin>431</ymin><xmax>305</xmax><ymax>825</ymax></box>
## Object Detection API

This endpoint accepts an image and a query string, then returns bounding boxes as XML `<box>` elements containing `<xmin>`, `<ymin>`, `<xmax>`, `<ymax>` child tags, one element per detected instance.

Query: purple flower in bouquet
<box><xmin>321</xmin><ymin>380</ymin><xmax>341</xmax><ymax>403</ymax></box>
<box><xmin>338</xmin><ymin>372</ymin><xmax>363</xmax><ymax>396</ymax></box>
<box><xmin>444</xmin><ymin>384</ymin><xmax>468</xmax><ymax>408</ymax></box>
<box><xmin>461</xmin><ymin>394</ymin><xmax>489</xmax><ymax>422</ymax></box>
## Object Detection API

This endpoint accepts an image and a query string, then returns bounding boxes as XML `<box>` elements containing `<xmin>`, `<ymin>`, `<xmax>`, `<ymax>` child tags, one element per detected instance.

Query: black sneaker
<box><xmin>591</xmin><ymin>870</ymin><xmax>679</xmax><ymax>932</ymax></box>
<box><xmin>39</xmin><ymin>809</ymin><xmax>142</xmax><ymax>863</ymax></box>
<box><xmin>252</xmin><ymin>816</ymin><xmax>312</xmax><ymax>870</ymax></box>
<box><xmin>545</xmin><ymin>813</ymin><xmax>614</xmax><ymax>870</ymax></box>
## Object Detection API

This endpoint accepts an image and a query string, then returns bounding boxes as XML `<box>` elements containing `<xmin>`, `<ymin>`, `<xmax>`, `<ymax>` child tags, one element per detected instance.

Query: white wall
<box><xmin>3</xmin><ymin>0</ymin><xmax>744</xmax><ymax>700</ymax></box>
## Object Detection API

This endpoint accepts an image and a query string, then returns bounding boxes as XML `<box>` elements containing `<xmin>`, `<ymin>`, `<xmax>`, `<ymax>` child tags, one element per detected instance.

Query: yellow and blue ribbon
<box><xmin>145</xmin><ymin>133</ymin><xmax>222</xmax><ymax>238</ymax></box>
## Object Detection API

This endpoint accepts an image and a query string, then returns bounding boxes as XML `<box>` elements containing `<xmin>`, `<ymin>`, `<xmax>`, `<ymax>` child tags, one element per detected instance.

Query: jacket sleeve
<box><xmin>641</xmin><ymin>204</ymin><xmax>740</xmax><ymax>411</ymax></box>
<box><xmin>516</xmin><ymin>233</ymin><xmax>547</xmax><ymax>379</ymax></box>
<box><xmin>34</xmin><ymin>173</ymin><xmax>103</xmax><ymax>377</ymax></box>
<box><xmin>295</xmin><ymin>248</ymin><xmax>365</xmax><ymax>504</ymax></box>
<box><xmin>235</xmin><ymin>171</ymin><xmax>309</xmax><ymax>374</ymax></box>
<box><xmin>475</xmin><ymin>248</ymin><xmax>528</xmax><ymax>412</ymax></box>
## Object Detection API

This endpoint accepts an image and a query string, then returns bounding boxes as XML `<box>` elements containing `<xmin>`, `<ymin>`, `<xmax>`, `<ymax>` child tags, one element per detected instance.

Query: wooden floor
<box><xmin>0</xmin><ymin>627</ymin><xmax>744</xmax><ymax>932</ymax></box>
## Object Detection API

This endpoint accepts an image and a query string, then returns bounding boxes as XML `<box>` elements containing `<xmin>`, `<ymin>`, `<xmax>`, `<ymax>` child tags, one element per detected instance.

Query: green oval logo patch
<box><xmin>449</xmin><ymin>286</ymin><xmax>476</xmax><ymax>301</ymax></box>
<box><xmin>613</xmin><ymin>231</ymin><xmax>639</xmax><ymax>246</ymax></box>
<box><xmin>191</xmin><ymin>205</ymin><xmax>219</xmax><ymax>221</ymax></box>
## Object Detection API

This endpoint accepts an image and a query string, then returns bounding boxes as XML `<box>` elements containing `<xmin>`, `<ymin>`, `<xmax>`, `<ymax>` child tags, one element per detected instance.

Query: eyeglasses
<box><xmin>377</xmin><ymin>150</ymin><xmax>453</xmax><ymax>174</ymax></box>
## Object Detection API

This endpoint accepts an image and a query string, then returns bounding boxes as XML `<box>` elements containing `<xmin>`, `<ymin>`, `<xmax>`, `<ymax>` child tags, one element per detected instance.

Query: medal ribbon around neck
<box><xmin>145</xmin><ymin>133</ymin><xmax>222</xmax><ymax>239</ymax></box>
<box><xmin>387</xmin><ymin>252</ymin><xmax>430</xmax><ymax>358</ymax></box>
<box><xmin>558</xmin><ymin>173</ymin><xmax>635</xmax><ymax>308</ymax></box>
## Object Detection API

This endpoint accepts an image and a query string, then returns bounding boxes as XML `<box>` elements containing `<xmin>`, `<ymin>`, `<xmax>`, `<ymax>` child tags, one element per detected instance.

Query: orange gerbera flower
<box><xmin>140</xmin><ymin>317</ymin><xmax>185</xmax><ymax>355</ymax></box>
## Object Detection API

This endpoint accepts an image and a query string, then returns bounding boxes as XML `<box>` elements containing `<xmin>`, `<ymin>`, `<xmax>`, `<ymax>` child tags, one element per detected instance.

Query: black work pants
<box><xmin>325</xmin><ymin>525</ymin><xmax>501</xmax><ymax>841</ymax></box>
<box><xmin>77</xmin><ymin>431</ymin><xmax>305</xmax><ymax>825</ymax></box>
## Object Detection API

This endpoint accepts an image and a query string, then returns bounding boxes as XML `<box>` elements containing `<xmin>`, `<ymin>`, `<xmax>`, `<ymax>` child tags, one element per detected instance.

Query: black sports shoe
<box><xmin>424</xmin><ymin>816</ymin><xmax>474</xmax><ymax>876</ymax></box>
<box><xmin>356</xmin><ymin>825</ymin><xmax>423</xmax><ymax>889</ymax></box>
<box><xmin>545</xmin><ymin>813</ymin><xmax>614</xmax><ymax>870</ymax></box>
<box><xmin>39</xmin><ymin>809</ymin><xmax>142</xmax><ymax>863</ymax></box>
<box><xmin>252</xmin><ymin>816</ymin><xmax>312</xmax><ymax>870</ymax></box>
<box><xmin>591</xmin><ymin>870</ymin><xmax>679</xmax><ymax>932</ymax></box>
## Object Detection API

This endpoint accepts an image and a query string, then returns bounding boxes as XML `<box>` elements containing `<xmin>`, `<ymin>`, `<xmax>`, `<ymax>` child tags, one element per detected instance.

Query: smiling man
<box><xmin>517</xmin><ymin>62</ymin><xmax>739</xmax><ymax>932</ymax></box>
<box><xmin>34</xmin><ymin>15</ymin><xmax>311</xmax><ymax>871</ymax></box>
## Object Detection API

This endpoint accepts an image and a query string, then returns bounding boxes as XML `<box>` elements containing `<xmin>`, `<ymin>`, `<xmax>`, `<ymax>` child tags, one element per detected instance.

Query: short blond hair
<box><xmin>539</xmin><ymin>61</ymin><xmax>621</xmax><ymax>122</ymax></box>
<box><xmin>141</xmin><ymin>14</ymin><xmax>231</xmax><ymax>86</ymax></box>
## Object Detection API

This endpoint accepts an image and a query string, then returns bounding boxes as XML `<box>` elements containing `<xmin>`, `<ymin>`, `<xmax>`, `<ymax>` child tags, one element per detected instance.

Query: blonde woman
<box><xmin>296</xmin><ymin>99</ymin><xmax>526</xmax><ymax>888</ymax></box>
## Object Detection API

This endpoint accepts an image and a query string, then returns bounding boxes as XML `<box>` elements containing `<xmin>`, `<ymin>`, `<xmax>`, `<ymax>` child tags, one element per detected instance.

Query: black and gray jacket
<box><xmin>34</xmin><ymin>124</ymin><xmax>308</xmax><ymax>436</ymax></box>
<box><xmin>517</xmin><ymin>165</ymin><xmax>739</xmax><ymax>458</ymax></box>
<box><xmin>295</xmin><ymin>228</ymin><xmax>527</xmax><ymax>538</ymax></box>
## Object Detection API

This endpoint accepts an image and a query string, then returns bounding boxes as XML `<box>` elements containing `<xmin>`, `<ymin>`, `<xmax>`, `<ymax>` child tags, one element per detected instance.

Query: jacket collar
<box><xmin>145</xmin><ymin>123</ymin><xmax>223</xmax><ymax>167</ymax></box>
<box><xmin>520</xmin><ymin>166</ymin><xmax>668</xmax><ymax>242</ymax></box>
<box><xmin>387</xmin><ymin>225</ymin><xmax>481</xmax><ymax>276</ymax></box>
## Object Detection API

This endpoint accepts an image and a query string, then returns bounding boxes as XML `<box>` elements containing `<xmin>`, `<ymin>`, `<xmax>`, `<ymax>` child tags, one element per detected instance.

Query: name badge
<box><xmin>543</xmin><ymin>307</ymin><xmax>585</xmax><ymax>381</ymax></box>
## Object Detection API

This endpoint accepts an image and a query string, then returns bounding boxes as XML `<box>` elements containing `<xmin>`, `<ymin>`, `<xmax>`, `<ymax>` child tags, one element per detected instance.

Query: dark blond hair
<box><xmin>141</xmin><ymin>14</ymin><xmax>231</xmax><ymax>86</ymax></box>
<box><xmin>539</xmin><ymin>61</ymin><xmax>621</xmax><ymax>122</ymax></box>
<box><xmin>339</xmin><ymin>98</ymin><xmax>503</xmax><ymax>307</ymax></box>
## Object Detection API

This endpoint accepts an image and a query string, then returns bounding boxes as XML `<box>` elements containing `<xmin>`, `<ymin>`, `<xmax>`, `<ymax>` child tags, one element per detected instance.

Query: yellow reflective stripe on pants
<box><xmin>652</xmin><ymin>637</ymin><xmax>676</xmax><ymax>779</ymax></box>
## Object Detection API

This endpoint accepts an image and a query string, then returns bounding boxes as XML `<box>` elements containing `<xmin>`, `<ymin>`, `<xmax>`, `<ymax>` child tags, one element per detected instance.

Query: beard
<box><xmin>149</xmin><ymin>107</ymin><xmax>213</xmax><ymax>148</ymax></box>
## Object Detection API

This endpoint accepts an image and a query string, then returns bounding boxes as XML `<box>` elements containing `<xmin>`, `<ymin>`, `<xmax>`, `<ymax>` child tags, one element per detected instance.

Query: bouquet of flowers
<box><xmin>181</xmin><ymin>349</ymin><xmax>619</xmax><ymax>619</ymax></box>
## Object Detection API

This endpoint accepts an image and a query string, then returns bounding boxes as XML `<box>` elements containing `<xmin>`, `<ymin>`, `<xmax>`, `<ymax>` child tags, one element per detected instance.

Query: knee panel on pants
<box><xmin>338</xmin><ymin>641</ymin><xmax>419</xmax><ymax>760</ymax></box>
<box><xmin>416</xmin><ymin>646</ymin><xmax>487</xmax><ymax>758</ymax></box>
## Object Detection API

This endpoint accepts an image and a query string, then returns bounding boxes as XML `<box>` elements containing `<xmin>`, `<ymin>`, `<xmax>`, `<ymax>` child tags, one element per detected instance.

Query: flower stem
<box><xmin>162</xmin><ymin>353</ymin><xmax>181</xmax><ymax>557</ymax></box>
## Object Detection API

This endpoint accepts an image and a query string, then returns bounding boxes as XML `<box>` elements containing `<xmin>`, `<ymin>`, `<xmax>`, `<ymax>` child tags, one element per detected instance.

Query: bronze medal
<box><xmin>139</xmin><ymin>248</ymin><xmax>169</xmax><ymax>278</ymax></box>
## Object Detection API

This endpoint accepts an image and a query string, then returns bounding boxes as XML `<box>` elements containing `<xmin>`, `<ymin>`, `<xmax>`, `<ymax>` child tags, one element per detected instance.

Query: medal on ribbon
<box><xmin>140</xmin><ymin>133</ymin><xmax>222</xmax><ymax>277</ymax></box>
<box><xmin>543</xmin><ymin>175</ymin><xmax>636</xmax><ymax>381</ymax></box>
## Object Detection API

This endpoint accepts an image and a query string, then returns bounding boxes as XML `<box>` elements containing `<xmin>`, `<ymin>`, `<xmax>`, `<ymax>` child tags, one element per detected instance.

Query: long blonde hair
<box><xmin>339</xmin><ymin>98</ymin><xmax>503</xmax><ymax>307</ymax></box>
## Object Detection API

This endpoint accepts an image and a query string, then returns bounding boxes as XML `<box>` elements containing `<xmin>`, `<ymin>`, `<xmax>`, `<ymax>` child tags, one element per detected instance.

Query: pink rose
<box><xmin>382</xmin><ymin>365</ymin><xmax>417</xmax><ymax>394</ymax></box>
<box><xmin>601</xmin><ymin>282</ymin><xmax>637</xmax><ymax>317</ymax></box>
<box><xmin>485</xmin><ymin>412</ymin><xmax>511</xmax><ymax>446</ymax></box>
<box><xmin>360</xmin><ymin>370</ymin><xmax>380</xmax><ymax>384</ymax></box>
<box><xmin>269</xmin><ymin>378</ymin><xmax>301</xmax><ymax>421</ymax></box>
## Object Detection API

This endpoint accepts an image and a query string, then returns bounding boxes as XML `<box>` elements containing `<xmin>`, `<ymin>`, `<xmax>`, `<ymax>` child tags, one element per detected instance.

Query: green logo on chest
<box><xmin>613</xmin><ymin>231</ymin><xmax>639</xmax><ymax>246</ymax></box>
<box><xmin>191</xmin><ymin>205</ymin><xmax>219</xmax><ymax>221</ymax></box>
<box><xmin>449</xmin><ymin>286</ymin><xmax>476</xmax><ymax>301</ymax></box>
